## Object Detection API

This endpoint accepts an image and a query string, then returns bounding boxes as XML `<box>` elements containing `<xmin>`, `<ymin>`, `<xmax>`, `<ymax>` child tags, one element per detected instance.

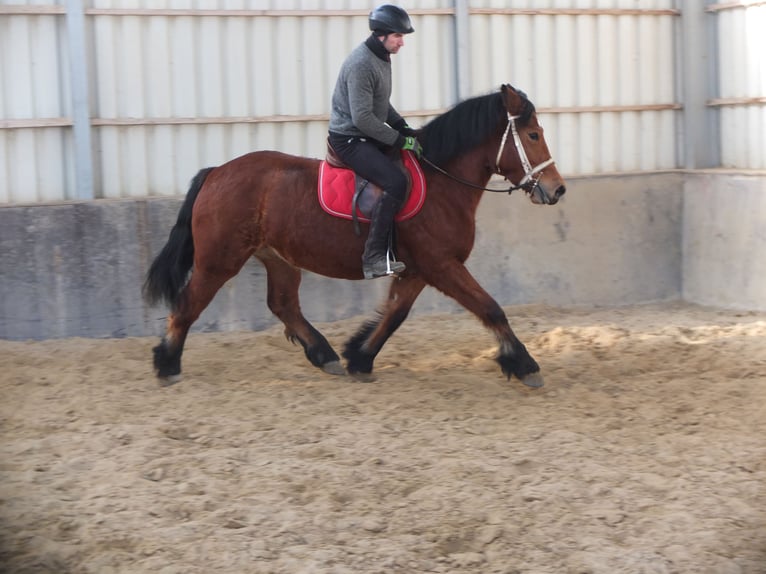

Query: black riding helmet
<box><xmin>369</xmin><ymin>4</ymin><xmax>415</xmax><ymax>35</ymax></box>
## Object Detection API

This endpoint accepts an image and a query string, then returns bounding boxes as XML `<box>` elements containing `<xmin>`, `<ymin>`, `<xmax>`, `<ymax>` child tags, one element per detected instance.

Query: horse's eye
<box><xmin>529</xmin><ymin>132</ymin><xmax>540</xmax><ymax>141</ymax></box>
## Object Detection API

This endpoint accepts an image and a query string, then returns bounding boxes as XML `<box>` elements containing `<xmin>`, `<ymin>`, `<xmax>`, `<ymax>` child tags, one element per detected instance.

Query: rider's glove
<box><xmin>400</xmin><ymin>135</ymin><xmax>423</xmax><ymax>159</ymax></box>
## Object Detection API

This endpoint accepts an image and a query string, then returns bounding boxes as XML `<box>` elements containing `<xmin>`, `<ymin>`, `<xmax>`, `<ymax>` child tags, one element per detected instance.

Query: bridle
<box><xmin>496</xmin><ymin>112</ymin><xmax>555</xmax><ymax>190</ymax></box>
<box><xmin>420</xmin><ymin>111</ymin><xmax>556</xmax><ymax>195</ymax></box>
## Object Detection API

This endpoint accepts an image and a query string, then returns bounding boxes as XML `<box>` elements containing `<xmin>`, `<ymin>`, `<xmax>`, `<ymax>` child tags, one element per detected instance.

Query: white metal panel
<box><xmin>745</xmin><ymin>105</ymin><xmax>765</xmax><ymax>169</ymax></box>
<box><xmin>551</xmin><ymin>10</ymin><xmax>578</xmax><ymax>174</ymax></box>
<box><xmin>574</xmin><ymin>12</ymin><xmax>598</xmax><ymax>174</ymax></box>
<box><xmin>395</xmin><ymin>11</ymin><xmax>455</xmax><ymax>116</ymax></box>
<box><xmin>720</xmin><ymin>103</ymin><xmax>766</xmax><ymax>170</ymax></box>
<box><xmin>250</xmin><ymin>15</ymin><xmax>277</xmax><ymax>116</ymax></box>
<box><xmin>0</xmin><ymin>9</ymin><xmax>70</xmax><ymax>203</ymax></box>
<box><xmin>597</xmin><ymin>12</ymin><xmax>619</xmax><ymax>173</ymax></box>
<box><xmin>715</xmin><ymin>3</ymin><xmax>766</xmax><ymax>170</ymax></box>
<box><xmin>718</xmin><ymin>9</ymin><xmax>740</xmax><ymax>101</ymax></box>
<box><xmin>653</xmin><ymin>15</ymin><xmax>676</xmax><ymax>170</ymax></box>
<box><xmin>80</xmin><ymin>3</ymin><xmax>458</xmax><ymax>197</ymax></box>
<box><xmin>465</xmin><ymin>1</ymin><xmax>680</xmax><ymax>175</ymax></box>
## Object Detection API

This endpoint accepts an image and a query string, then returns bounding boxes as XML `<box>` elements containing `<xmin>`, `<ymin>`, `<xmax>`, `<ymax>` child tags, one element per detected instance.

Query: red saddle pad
<box><xmin>318</xmin><ymin>150</ymin><xmax>426</xmax><ymax>222</ymax></box>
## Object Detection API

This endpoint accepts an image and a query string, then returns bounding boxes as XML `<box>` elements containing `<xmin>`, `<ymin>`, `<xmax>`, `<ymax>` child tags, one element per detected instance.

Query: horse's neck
<box><xmin>452</xmin><ymin>146</ymin><xmax>495</xmax><ymax>188</ymax></box>
<box><xmin>428</xmin><ymin>153</ymin><xmax>489</xmax><ymax>215</ymax></box>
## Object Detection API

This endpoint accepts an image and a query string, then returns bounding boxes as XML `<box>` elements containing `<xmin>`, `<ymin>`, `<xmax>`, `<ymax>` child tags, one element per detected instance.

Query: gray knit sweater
<box><xmin>328</xmin><ymin>37</ymin><xmax>404</xmax><ymax>147</ymax></box>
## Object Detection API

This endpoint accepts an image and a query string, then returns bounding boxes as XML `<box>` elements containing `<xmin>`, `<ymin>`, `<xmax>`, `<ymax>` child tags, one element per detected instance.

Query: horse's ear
<box><xmin>501</xmin><ymin>84</ymin><xmax>522</xmax><ymax>112</ymax></box>
<box><xmin>501</xmin><ymin>84</ymin><xmax>532</xmax><ymax>117</ymax></box>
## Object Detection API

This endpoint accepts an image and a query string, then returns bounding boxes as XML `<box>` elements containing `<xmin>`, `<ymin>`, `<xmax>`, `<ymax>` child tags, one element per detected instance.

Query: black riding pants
<box><xmin>327</xmin><ymin>133</ymin><xmax>407</xmax><ymax>204</ymax></box>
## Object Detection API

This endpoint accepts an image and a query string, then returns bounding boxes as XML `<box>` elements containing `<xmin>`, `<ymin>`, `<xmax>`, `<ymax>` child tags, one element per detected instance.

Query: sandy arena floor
<box><xmin>1</xmin><ymin>302</ymin><xmax>765</xmax><ymax>574</ymax></box>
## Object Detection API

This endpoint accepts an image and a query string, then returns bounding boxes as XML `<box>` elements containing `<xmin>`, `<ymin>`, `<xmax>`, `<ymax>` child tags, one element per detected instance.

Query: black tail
<box><xmin>143</xmin><ymin>167</ymin><xmax>215</xmax><ymax>310</ymax></box>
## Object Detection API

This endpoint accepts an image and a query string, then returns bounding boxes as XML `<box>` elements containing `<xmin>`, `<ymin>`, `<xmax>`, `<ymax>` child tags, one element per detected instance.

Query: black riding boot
<box><xmin>362</xmin><ymin>192</ymin><xmax>406</xmax><ymax>279</ymax></box>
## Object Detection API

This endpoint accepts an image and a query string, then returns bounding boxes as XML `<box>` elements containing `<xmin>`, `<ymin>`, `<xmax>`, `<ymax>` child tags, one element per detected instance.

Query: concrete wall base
<box><xmin>1</xmin><ymin>171</ymin><xmax>762</xmax><ymax>340</ymax></box>
<box><xmin>682</xmin><ymin>172</ymin><xmax>766</xmax><ymax>310</ymax></box>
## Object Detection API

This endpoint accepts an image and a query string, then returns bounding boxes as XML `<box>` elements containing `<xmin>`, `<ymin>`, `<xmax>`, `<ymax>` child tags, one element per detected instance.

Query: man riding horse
<box><xmin>327</xmin><ymin>4</ymin><xmax>423</xmax><ymax>279</ymax></box>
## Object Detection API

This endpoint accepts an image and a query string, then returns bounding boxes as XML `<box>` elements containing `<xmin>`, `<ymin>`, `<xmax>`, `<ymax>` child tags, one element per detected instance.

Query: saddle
<box><xmin>319</xmin><ymin>139</ymin><xmax>426</xmax><ymax>234</ymax></box>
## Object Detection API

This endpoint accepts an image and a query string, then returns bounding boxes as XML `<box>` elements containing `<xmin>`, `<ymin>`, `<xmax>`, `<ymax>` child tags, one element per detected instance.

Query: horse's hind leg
<box><xmin>343</xmin><ymin>275</ymin><xmax>427</xmax><ymax>379</ymax></box>
<box><xmin>154</xmin><ymin>262</ymin><xmax>248</xmax><ymax>384</ymax></box>
<box><xmin>257</xmin><ymin>250</ymin><xmax>344</xmax><ymax>375</ymax></box>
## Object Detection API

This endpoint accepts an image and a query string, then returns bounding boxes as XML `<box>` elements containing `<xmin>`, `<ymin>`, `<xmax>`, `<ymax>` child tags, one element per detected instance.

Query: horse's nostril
<box><xmin>555</xmin><ymin>185</ymin><xmax>566</xmax><ymax>198</ymax></box>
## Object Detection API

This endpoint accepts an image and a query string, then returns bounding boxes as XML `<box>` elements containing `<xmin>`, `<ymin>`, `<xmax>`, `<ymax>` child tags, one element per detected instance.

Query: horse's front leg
<box><xmin>343</xmin><ymin>275</ymin><xmax>427</xmax><ymax>379</ymax></box>
<box><xmin>426</xmin><ymin>261</ymin><xmax>543</xmax><ymax>387</ymax></box>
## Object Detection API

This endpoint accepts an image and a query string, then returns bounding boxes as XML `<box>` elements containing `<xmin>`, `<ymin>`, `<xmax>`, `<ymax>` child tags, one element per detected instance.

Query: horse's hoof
<box><xmin>158</xmin><ymin>374</ymin><xmax>182</xmax><ymax>387</ymax></box>
<box><xmin>520</xmin><ymin>373</ymin><xmax>544</xmax><ymax>388</ymax></box>
<box><xmin>349</xmin><ymin>372</ymin><xmax>377</xmax><ymax>383</ymax></box>
<box><xmin>321</xmin><ymin>361</ymin><xmax>347</xmax><ymax>376</ymax></box>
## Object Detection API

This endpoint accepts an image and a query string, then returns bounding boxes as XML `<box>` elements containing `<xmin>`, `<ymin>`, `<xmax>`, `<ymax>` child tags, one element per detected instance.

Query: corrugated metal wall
<box><xmin>0</xmin><ymin>3</ymin><xmax>75</xmax><ymax>203</ymax></box>
<box><xmin>709</xmin><ymin>1</ymin><xmax>766</xmax><ymax>169</ymax></box>
<box><xmin>466</xmin><ymin>1</ymin><xmax>679</xmax><ymax>175</ymax></box>
<box><xmin>0</xmin><ymin>1</ymin><xmax>763</xmax><ymax>204</ymax></box>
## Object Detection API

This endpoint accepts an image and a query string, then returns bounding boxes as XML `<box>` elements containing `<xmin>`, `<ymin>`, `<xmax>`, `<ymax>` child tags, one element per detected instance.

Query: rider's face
<box><xmin>382</xmin><ymin>33</ymin><xmax>405</xmax><ymax>54</ymax></box>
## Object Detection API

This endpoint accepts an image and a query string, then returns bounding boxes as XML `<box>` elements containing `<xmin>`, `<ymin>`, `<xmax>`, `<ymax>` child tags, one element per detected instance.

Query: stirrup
<box><xmin>363</xmin><ymin>258</ymin><xmax>406</xmax><ymax>279</ymax></box>
<box><xmin>362</xmin><ymin>222</ymin><xmax>405</xmax><ymax>279</ymax></box>
<box><xmin>363</xmin><ymin>248</ymin><xmax>406</xmax><ymax>279</ymax></box>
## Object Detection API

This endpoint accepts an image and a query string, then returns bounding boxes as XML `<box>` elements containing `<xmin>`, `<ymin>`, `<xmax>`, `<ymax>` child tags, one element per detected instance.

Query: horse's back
<box><xmin>223</xmin><ymin>149</ymin><xmax>320</xmax><ymax>175</ymax></box>
<box><xmin>195</xmin><ymin>150</ymin><xmax>319</xmax><ymax>205</ymax></box>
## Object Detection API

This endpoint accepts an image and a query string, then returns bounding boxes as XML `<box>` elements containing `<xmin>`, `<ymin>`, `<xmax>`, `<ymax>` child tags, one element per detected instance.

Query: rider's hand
<box><xmin>392</xmin><ymin>119</ymin><xmax>418</xmax><ymax>137</ymax></box>
<box><xmin>401</xmin><ymin>135</ymin><xmax>423</xmax><ymax>159</ymax></box>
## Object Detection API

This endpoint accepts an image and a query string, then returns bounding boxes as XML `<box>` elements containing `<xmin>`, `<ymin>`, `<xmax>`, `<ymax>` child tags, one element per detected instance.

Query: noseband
<box><xmin>495</xmin><ymin>112</ymin><xmax>555</xmax><ymax>193</ymax></box>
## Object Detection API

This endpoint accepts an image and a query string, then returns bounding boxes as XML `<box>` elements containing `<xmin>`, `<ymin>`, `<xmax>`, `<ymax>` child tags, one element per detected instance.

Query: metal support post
<box><xmin>677</xmin><ymin>0</ymin><xmax>720</xmax><ymax>168</ymax></box>
<box><xmin>65</xmin><ymin>0</ymin><xmax>94</xmax><ymax>199</ymax></box>
<box><xmin>454</xmin><ymin>0</ymin><xmax>471</xmax><ymax>102</ymax></box>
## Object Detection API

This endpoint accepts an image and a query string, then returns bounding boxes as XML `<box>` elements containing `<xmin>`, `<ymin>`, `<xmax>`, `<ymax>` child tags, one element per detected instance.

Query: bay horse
<box><xmin>143</xmin><ymin>84</ymin><xmax>566</xmax><ymax>387</ymax></box>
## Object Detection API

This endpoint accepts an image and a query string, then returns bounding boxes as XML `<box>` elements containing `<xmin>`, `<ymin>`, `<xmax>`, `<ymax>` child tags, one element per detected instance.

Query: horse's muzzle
<box><xmin>529</xmin><ymin>183</ymin><xmax>566</xmax><ymax>205</ymax></box>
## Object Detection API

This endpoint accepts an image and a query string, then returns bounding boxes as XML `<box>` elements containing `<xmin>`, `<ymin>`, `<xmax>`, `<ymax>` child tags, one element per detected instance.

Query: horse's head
<box><xmin>497</xmin><ymin>84</ymin><xmax>566</xmax><ymax>205</ymax></box>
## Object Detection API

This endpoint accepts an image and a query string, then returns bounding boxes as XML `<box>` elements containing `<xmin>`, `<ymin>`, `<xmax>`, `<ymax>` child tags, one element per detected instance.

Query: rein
<box><xmin>421</xmin><ymin>112</ymin><xmax>555</xmax><ymax>195</ymax></box>
<box><xmin>420</xmin><ymin>156</ymin><xmax>521</xmax><ymax>194</ymax></box>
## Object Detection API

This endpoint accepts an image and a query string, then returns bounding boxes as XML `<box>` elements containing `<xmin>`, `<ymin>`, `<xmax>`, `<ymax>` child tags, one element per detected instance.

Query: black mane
<box><xmin>418</xmin><ymin>87</ymin><xmax>535</xmax><ymax>166</ymax></box>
